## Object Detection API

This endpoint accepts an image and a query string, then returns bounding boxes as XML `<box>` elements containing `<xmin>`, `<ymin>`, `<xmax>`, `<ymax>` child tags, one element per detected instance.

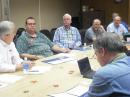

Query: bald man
<box><xmin>53</xmin><ymin>13</ymin><xmax>81</xmax><ymax>49</ymax></box>
<box><xmin>107</xmin><ymin>16</ymin><xmax>128</xmax><ymax>36</ymax></box>
<box><xmin>84</xmin><ymin>19</ymin><xmax>105</xmax><ymax>45</ymax></box>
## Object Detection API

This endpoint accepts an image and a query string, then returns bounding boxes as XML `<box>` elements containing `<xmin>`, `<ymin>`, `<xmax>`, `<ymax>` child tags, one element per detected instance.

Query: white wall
<box><xmin>10</xmin><ymin>0</ymin><xmax>80</xmax><ymax>31</ymax></box>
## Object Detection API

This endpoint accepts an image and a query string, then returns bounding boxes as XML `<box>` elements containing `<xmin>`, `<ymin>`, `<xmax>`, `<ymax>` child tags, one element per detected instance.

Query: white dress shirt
<box><xmin>0</xmin><ymin>39</ymin><xmax>23</xmax><ymax>72</ymax></box>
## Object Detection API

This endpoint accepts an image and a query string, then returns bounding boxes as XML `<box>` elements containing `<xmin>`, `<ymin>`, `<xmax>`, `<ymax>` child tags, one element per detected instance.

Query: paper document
<box><xmin>74</xmin><ymin>47</ymin><xmax>88</xmax><ymax>51</ymax></box>
<box><xmin>0</xmin><ymin>82</ymin><xmax>8</xmax><ymax>89</ymax></box>
<box><xmin>49</xmin><ymin>85</ymin><xmax>88</xmax><ymax>97</ymax></box>
<box><xmin>42</xmin><ymin>56</ymin><xmax>75</xmax><ymax>65</ymax></box>
<box><xmin>0</xmin><ymin>74</ymin><xmax>23</xmax><ymax>83</ymax></box>
<box><xmin>28</xmin><ymin>66</ymin><xmax>52</xmax><ymax>74</ymax></box>
<box><xmin>49</xmin><ymin>92</ymin><xmax>77</xmax><ymax>97</ymax></box>
<box><xmin>66</xmin><ymin>85</ymin><xmax>88</xmax><ymax>96</ymax></box>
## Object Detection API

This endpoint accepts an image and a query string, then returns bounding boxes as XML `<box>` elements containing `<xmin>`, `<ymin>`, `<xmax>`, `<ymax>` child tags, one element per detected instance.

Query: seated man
<box><xmin>107</xmin><ymin>16</ymin><xmax>128</xmax><ymax>36</ymax></box>
<box><xmin>0</xmin><ymin>21</ymin><xmax>33</xmax><ymax>73</ymax></box>
<box><xmin>16</xmin><ymin>17</ymin><xmax>70</xmax><ymax>59</ymax></box>
<box><xmin>53</xmin><ymin>13</ymin><xmax>81</xmax><ymax>49</ymax></box>
<box><xmin>81</xmin><ymin>32</ymin><xmax>130</xmax><ymax>97</ymax></box>
<box><xmin>84</xmin><ymin>19</ymin><xmax>105</xmax><ymax>45</ymax></box>
<box><xmin>112</xmin><ymin>12</ymin><xmax>128</xmax><ymax>30</ymax></box>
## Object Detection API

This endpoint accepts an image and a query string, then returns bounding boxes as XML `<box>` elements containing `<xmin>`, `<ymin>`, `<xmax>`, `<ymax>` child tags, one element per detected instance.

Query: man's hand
<box><xmin>16</xmin><ymin>61</ymin><xmax>35</xmax><ymax>71</ymax></box>
<box><xmin>62</xmin><ymin>48</ymin><xmax>71</xmax><ymax>53</ymax></box>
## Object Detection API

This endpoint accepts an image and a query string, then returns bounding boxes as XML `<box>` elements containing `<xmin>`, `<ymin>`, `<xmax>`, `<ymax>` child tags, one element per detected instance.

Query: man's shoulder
<box><xmin>18</xmin><ymin>31</ymin><xmax>26</xmax><ymax>39</ymax></box>
<box><xmin>56</xmin><ymin>26</ymin><xmax>64</xmax><ymax>30</ymax></box>
<box><xmin>71</xmin><ymin>26</ymin><xmax>78</xmax><ymax>29</ymax></box>
<box><xmin>87</xmin><ymin>27</ymin><xmax>92</xmax><ymax>31</ymax></box>
<box><xmin>119</xmin><ymin>23</ymin><xmax>126</xmax><ymax>28</ymax></box>
<box><xmin>96</xmin><ymin>56</ymin><xmax>130</xmax><ymax>79</ymax></box>
<box><xmin>107</xmin><ymin>22</ymin><xmax>114</xmax><ymax>28</ymax></box>
<box><xmin>86</xmin><ymin>27</ymin><xmax>93</xmax><ymax>33</ymax></box>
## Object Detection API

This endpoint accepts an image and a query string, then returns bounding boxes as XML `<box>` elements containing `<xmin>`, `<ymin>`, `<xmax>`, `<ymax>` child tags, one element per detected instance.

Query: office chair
<box><xmin>13</xmin><ymin>28</ymin><xmax>25</xmax><ymax>44</ymax></box>
<box><xmin>40</xmin><ymin>29</ymin><xmax>52</xmax><ymax>41</ymax></box>
<box><xmin>50</xmin><ymin>28</ymin><xmax>57</xmax><ymax>41</ymax></box>
<box><xmin>79</xmin><ymin>29</ymin><xmax>86</xmax><ymax>45</ymax></box>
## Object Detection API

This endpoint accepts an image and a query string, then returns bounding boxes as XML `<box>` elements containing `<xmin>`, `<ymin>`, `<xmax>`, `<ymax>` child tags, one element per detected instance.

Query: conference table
<box><xmin>0</xmin><ymin>48</ymin><xmax>100</xmax><ymax>97</ymax></box>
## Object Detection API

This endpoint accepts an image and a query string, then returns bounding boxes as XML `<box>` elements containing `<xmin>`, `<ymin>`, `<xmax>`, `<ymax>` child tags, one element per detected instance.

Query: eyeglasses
<box><xmin>27</xmin><ymin>23</ymin><xmax>36</xmax><ymax>25</ymax></box>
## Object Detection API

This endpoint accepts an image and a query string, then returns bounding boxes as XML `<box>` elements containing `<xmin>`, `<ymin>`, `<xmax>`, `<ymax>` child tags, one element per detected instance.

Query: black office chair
<box><xmin>13</xmin><ymin>28</ymin><xmax>25</xmax><ymax>44</ymax></box>
<box><xmin>79</xmin><ymin>29</ymin><xmax>86</xmax><ymax>45</ymax></box>
<box><xmin>50</xmin><ymin>28</ymin><xmax>57</xmax><ymax>41</ymax></box>
<box><xmin>109</xmin><ymin>93</ymin><xmax>130</xmax><ymax>97</ymax></box>
<box><xmin>40</xmin><ymin>29</ymin><xmax>52</xmax><ymax>41</ymax></box>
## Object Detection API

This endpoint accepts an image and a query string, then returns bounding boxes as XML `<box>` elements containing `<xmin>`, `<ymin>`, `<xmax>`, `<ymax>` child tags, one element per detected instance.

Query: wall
<box><xmin>81</xmin><ymin>0</ymin><xmax>129</xmax><ymax>26</ymax></box>
<box><xmin>128</xmin><ymin>0</ymin><xmax>130</xmax><ymax>25</ymax></box>
<box><xmin>10</xmin><ymin>0</ymin><xmax>80</xmax><ymax>31</ymax></box>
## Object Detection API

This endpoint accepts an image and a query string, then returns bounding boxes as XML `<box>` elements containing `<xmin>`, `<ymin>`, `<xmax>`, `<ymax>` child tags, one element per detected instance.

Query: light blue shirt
<box><xmin>53</xmin><ymin>26</ymin><xmax>81</xmax><ymax>49</ymax></box>
<box><xmin>107</xmin><ymin>23</ymin><xmax>128</xmax><ymax>35</ymax></box>
<box><xmin>81</xmin><ymin>53</ymin><xmax>130</xmax><ymax>97</ymax></box>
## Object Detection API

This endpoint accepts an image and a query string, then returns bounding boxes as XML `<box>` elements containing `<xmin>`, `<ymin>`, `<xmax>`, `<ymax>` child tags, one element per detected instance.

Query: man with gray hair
<box><xmin>81</xmin><ymin>32</ymin><xmax>130</xmax><ymax>97</ymax></box>
<box><xmin>0</xmin><ymin>21</ymin><xmax>33</xmax><ymax>72</ymax></box>
<box><xmin>53</xmin><ymin>13</ymin><xmax>81</xmax><ymax>49</ymax></box>
<box><xmin>107</xmin><ymin>15</ymin><xmax>128</xmax><ymax>36</ymax></box>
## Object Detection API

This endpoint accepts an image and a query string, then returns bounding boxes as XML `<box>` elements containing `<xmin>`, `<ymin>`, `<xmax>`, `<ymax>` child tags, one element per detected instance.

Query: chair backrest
<box><xmin>50</xmin><ymin>28</ymin><xmax>57</xmax><ymax>41</ymax></box>
<box><xmin>79</xmin><ymin>29</ymin><xmax>86</xmax><ymax>45</ymax></box>
<box><xmin>40</xmin><ymin>29</ymin><xmax>52</xmax><ymax>41</ymax></box>
<box><xmin>13</xmin><ymin>28</ymin><xmax>25</xmax><ymax>44</ymax></box>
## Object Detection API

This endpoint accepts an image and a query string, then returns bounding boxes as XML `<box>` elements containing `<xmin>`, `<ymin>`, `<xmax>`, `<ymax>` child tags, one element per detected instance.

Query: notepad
<box><xmin>42</xmin><ymin>56</ymin><xmax>75</xmax><ymax>65</ymax></box>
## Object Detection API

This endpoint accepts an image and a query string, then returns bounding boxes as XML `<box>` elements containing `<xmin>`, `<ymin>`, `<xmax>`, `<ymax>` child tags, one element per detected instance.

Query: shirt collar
<box><xmin>0</xmin><ymin>39</ymin><xmax>10</xmax><ymax>47</ymax></box>
<box><xmin>63</xmin><ymin>26</ymin><xmax>71</xmax><ymax>31</ymax></box>
<box><xmin>25</xmin><ymin>31</ymin><xmax>37</xmax><ymax>38</ymax></box>
<box><xmin>108</xmin><ymin>53</ymin><xmax>126</xmax><ymax>64</ymax></box>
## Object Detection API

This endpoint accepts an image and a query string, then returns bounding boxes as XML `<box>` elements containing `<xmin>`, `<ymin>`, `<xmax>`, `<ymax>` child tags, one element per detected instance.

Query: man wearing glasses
<box><xmin>81</xmin><ymin>32</ymin><xmax>130</xmax><ymax>97</ymax></box>
<box><xmin>16</xmin><ymin>17</ymin><xmax>70</xmax><ymax>60</ymax></box>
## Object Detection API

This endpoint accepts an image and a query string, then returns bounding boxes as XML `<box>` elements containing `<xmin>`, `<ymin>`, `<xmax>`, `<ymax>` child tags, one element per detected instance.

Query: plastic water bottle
<box><xmin>23</xmin><ymin>57</ymin><xmax>29</xmax><ymax>74</ymax></box>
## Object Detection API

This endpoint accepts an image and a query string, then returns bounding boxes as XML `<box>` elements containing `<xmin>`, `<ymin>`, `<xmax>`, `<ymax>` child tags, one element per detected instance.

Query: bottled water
<box><xmin>23</xmin><ymin>57</ymin><xmax>29</xmax><ymax>74</ymax></box>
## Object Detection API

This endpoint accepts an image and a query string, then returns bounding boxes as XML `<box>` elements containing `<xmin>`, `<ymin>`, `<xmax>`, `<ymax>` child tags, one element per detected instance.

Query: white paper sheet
<box><xmin>0</xmin><ymin>82</ymin><xmax>8</xmax><ymax>89</ymax></box>
<box><xmin>28</xmin><ymin>66</ymin><xmax>52</xmax><ymax>74</ymax></box>
<box><xmin>49</xmin><ymin>85</ymin><xmax>88</xmax><ymax>97</ymax></box>
<box><xmin>66</xmin><ymin>85</ymin><xmax>88</xmax><ymax>96</ymax></box>
<box><xmin>0</xmin><ymin>74</ymin><xmax>23</xmax><ymax>83</ymax></box>
<box><xmin>43</xmin><ymin>56</ymin><xmax>75</xmax><ymax>65</ymax></box>
<box><xmin>49</xmin><ymin>92</ymin><xmax>77</xmax><ymax>97</ymax></box>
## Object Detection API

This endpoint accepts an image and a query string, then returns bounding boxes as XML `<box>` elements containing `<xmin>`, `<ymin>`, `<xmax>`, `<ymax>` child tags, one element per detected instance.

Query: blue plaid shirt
<box><xmin>53</xmin><ymin>26</ymin><xmax>81</xmax><ymax>49</ymax></box>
